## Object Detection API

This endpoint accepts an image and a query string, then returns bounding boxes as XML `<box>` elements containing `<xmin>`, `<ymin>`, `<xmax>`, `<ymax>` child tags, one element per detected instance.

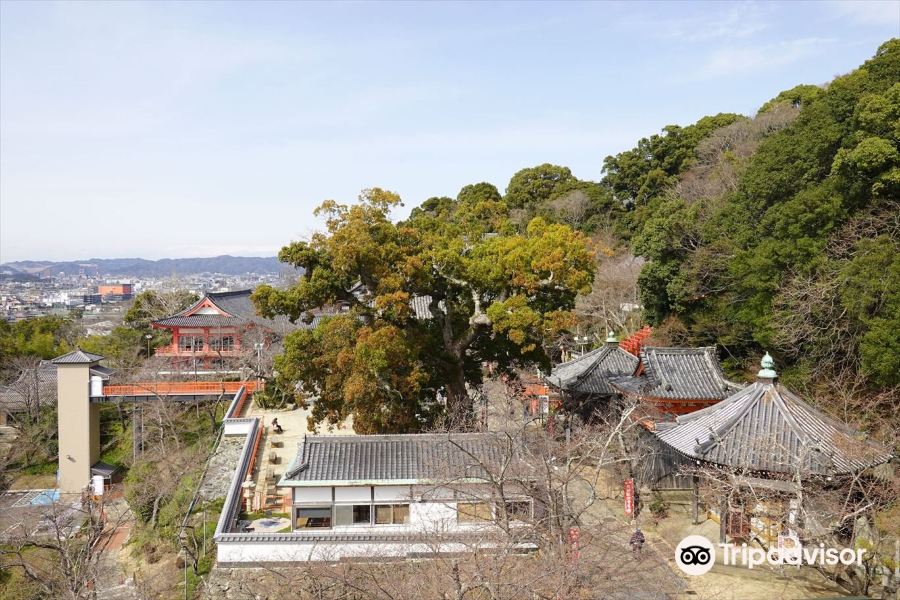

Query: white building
<box><xmin>214</xmin><ymin>433</ymin><xmax>535</xmax><ymax>564</ymax></box>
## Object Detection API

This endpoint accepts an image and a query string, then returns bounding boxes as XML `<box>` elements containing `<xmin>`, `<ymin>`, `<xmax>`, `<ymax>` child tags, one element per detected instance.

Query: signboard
<box><xmin>568</xmin><ymin>526</ymin><xmax>580</xmax><ymax>561</ymax></box>
<box><xmin>624</xmin><ymin>478</ymin><xmax>635</xmax><ymax>516</ymax></box>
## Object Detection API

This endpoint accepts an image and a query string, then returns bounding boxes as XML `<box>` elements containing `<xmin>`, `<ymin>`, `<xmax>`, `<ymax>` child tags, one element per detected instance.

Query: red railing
<box><xmin>154</xmin><ymin>345</ymin><xmax>242</xmax><ymax>357</ymax></box>
<box><xmin>103</xmin><ymin>380</ymin><xmax>261</xmax><ymax>397</ymax></box>
<box><xmin>245</xmin><ymin>425</ymin><xmax>264</xmax><ymax>484</ymax></box>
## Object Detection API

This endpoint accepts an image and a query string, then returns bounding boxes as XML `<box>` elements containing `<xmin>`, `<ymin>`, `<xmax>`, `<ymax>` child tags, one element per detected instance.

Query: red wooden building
<box><xmin>151</xmin><ymin>289</ymin><xmax>317</xmax><ymax>372</ymax></box>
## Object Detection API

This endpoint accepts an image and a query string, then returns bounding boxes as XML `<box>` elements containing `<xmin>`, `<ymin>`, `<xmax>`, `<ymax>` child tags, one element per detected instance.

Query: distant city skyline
<box><xmin>1</xmin><ymin>1</ymin><xmax>897</xmax><ymax>262</ymax></box>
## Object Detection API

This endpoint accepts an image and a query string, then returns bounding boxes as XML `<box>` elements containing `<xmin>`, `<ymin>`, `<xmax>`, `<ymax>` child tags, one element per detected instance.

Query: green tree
<box><xmin>504</xmin><ymin>164</ymin><xmax>576</xmax><ymax>209</ymax></box>
<box><xmin>254</xmin><ymin>188</ymin><xmax>594</xmax><ymax>430</ymax></box>
<box><xmin>0</xmin><ymin>315</ymin><xmax>77</xmax><ymax>361</ymax></box>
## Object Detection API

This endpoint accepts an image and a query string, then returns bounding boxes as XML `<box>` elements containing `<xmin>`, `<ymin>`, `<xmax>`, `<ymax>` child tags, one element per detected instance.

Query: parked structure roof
<box><xmin>546</xmin><ymin>343</ymin><xmax>639</xmax><ymax>396</ymax></box>
<box><xmin>655</xmin><ymin>375</ymin><xmax>892</xmax><ymax>476</ymax></box>
<box><xmin>610</xmin><ymin>346</ymin><xmax>741</xmax><ymax>401</ymax></box>
<box><xmin>51</xmin><ymin>349</ymin><xmax>105</xmax><ymax>364</ymax></box>
<box><xmin>281</xmin><ymin>433</ymin><xmax>516</xmax><ymax>486</ymax></box>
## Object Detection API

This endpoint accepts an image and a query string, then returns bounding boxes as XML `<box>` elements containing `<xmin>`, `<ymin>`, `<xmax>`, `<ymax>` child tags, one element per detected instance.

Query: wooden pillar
<box><xmin>719</xmin><ymin>498</ymin><xmax>728</xmax><ymax>544</ymax></box>
<box><xmin>692</xmin><ymin>475</ymin><xmax>700</xmax><ymax>524</ymax></box>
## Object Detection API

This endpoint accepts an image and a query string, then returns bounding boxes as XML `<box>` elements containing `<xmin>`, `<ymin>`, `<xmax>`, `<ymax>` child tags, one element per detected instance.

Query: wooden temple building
<box><xmin>654</xmin><ymin>353</ymin><xmax>892</xmax><ymax>542</ymax></box>
<box><xmin>609</xmin><ymin>346</ymin><xmax>743</xmax><ymax>416</ymax></box>
<box><xmin>152</xmin><ymin>289</ymin><xmax>327</xmax><ymax>372</ymax></box>
<box><xmin>544</xmin><ymin>332</ymin><xmax>639</xmax><ymax>419</ymax></box>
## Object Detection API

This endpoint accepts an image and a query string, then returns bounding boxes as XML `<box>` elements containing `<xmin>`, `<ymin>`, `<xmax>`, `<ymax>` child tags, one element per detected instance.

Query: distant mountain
<box><xmin>1</xmin><ymin>255</ymin><xmax>289</xmax><ymax>277</ymax></box>
<box><xmin>0</xmin><ymin>264</ymin><xmax>41</xmax><ymax>281</ymax></box>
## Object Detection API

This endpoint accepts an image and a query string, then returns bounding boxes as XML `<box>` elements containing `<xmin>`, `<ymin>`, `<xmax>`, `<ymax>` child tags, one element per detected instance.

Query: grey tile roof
<box><xmin>153</xmin><ymin>314</ymin><xmax>244</xmax><ymax>327</ymax></box>
<box><xmin>281</xmin><ymin>433</ymin><xmax>515</xmax><ymax>485</ymax></box>
<box><xmin>154</xmin><ymin>289</ymin><xmax>328</xmax><ymax>334</ymax></box>
<box><xmin>410</xmin><ymin>295</ymin><xmax>434</xmax><ymax>319</ymax></box>
<box><xmin>51</xmin><ymin>349</ymin><xmax>104</xmax><ymax>364</ymax></box>
<box><xmin>216</xmin><ymin>529</ymin><xmax>531</xmax><ymax>544</ymax></box>
<box><xmin>610</xmin><ymin>347</ymin><xmax>741</xmax><ymax>401</ymax></box>
<box><xmin>0</xmin><ymin>360</ymin><xmax>57</xmax><ymax>411</ymax></box>
<box><xmin>546</xmin><ymin>343</ymin><xmax>639</xmax><ymax>395</ymax></box>
<box><xmin>655</xmin><ymin>381</ymin><xmax>893</xmax><ymax>476</ymax></box>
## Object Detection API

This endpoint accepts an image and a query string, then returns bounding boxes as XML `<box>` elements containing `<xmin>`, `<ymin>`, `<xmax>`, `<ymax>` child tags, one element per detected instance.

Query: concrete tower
<box><xmin>52</xmin><ymin>349</ymin><xmax>105</xmax><ymax>493</ymax></box>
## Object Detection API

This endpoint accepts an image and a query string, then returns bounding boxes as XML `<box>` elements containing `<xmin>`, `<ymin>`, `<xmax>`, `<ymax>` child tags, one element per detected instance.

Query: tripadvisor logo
<box><xmin>675</xmin><ymin>535</ymin><xmax>868</xmax><ymax>575</ymax></box>
<box><xmin>675</xmin><ymin>535</ymin><xmax>715</xmax><ymax>576</ymax></box>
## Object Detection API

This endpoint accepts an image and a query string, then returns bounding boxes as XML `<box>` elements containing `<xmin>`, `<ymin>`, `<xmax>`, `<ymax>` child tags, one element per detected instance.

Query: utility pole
<box><xmin>254</xmin><ymin>342</ymin><xmax>264</xmax><ymax>379</ymax></box>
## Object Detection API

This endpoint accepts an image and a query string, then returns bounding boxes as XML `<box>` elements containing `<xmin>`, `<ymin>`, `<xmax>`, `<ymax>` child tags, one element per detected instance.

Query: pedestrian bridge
<box><xmin>95</xmin><ymin>380</ymin><xmax>262</xmax><ymax>401</ymax></box>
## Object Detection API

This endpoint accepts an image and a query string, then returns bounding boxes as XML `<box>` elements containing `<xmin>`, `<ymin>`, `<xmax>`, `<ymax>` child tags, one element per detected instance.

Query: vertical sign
<box><xmin>624</xmin><ymin>478</ymin><xmax>635</xmax><ymax>517</ymax></box>
<box><xmin>568</xmin><ymin>526</ymin><xmax>580</xmax><ymax>561</ymax></box>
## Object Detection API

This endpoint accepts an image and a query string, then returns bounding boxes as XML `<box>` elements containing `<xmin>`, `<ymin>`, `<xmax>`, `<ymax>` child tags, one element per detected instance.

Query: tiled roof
<box><xmin>410</xmin><ymin>295</ymin><xmax>435</xmax><ymax>319</ymax></box>
<box><xmin>52</xmin><ymin>349</ymin><xmax>104</xmax><ymax>364</ymax></box>
<box><xmin>610</xmin><ymin>347</ymin><xmax>741</xmax><ymax>401</ymax></box>
<box><xmin>281</xmin><ymin>433</ymin><xmax>514</xmax><ymax>485</ymax></box>
<box><xmin>0</xmin><ymin>361</ymin><xmax>57</xmax><ymax>411</ymax></box>
<box><xmin>155</xmin><ymin>289</ymin><xmax>329</xmax><ymax>333</ymax></box>
<box><xmin>655</xmin><ymin>380</ymin><xmax>893</xmax><ymax>476</ymax></box>
<box><xmin>546</xmin><ymin>344</ymin><xmax>639</xmax><ymax>395</ymax></box>
<box><xmin>153</xmin><ymin>314</ymin><xmax>243</xmax><ymax>327</ymax></box>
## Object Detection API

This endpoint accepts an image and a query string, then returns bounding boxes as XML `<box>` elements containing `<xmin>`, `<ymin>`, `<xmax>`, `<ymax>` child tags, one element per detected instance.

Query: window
<box><xmin>374</xmin><ymin>504</ymin><xmax>410</xmax><ymax>525</ymax></box>
<box><xmin>209</xmin><ymin>336</ymin><xmax>235</xmax><ymax>351</ymax></box>
<box><xmin>178</xmin><ymin>336</ymin><xmax>204</xmax><ymax>352</ymax></box>
<box><xmin>295</xmin><ymin>506</ymin><xmax>331</xmax><ymax>529</ymax></box>
<box><xmin>503</xmin><ymin>500</ymin><xmax>532</xmax><ymax>521</ymax></box>
<box><xmin>458</xmin><ymin>501</ymin><xmax>493</xmax><ymax>523</ymax></box>
<box><xmin>334</xmin><ymin>504</ymin><xmax>372</xmax><ymax>526</ymax></box>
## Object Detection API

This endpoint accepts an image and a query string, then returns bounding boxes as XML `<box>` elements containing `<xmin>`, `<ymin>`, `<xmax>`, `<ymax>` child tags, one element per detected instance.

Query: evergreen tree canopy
<box><xmin>254</xmin><ymin>188</ymin><xmax>593</xmax><ymax>432</ymax></box>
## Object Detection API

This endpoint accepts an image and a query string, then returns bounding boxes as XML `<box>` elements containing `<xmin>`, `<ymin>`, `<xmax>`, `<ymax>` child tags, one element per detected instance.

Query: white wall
<box><xmin>410</xmin><ymin>501</ymin><xmax>458</xmax><ymax>531</ymax></box>
<box><xmin>293</xmin><ymin>487</ymin><xmax>331</xmax><ymax>503</ymax></box>
<box><xmin>218</xmin><ymin>540</ymin><xmax>475</xmax><ymax>564</ymax></box>
<box><xmin>223</xmin><ymin>419</ymin><xmax>254</xmax><ymax>436</ymax></box>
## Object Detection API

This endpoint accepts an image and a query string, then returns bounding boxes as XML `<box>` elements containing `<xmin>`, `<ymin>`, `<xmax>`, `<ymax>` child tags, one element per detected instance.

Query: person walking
<box><xmin>629</xmin><ymin>528</ymin><xmax>645</xmax><ymax>560</ymax></box>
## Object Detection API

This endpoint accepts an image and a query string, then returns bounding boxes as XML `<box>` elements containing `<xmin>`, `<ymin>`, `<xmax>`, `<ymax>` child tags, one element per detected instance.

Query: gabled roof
<box><xmin>154</xmin><ymin>289</ymin><xmax>321</xmax><ymax>334</ymax></box>
<box><xmin>546</xmin><ymin>344</ymin><xmax>639</xmax><ymax>396</ymax></box>
<box><xmin>610</xmin><ymin>346</ymin><xmax>741</xmax><ymax>401</ymax></box>
<box><xmin>655</xmin><ymin>380</ymin><xmax>892</xmax><ymax>476</ymax></box>
<box><xmin>52</xmin><ymin>349</ymin><xmax>104</xmax><ymax>364</ymax></box>
<box><xmin>280</xmin><ymin>433</ymin><xmax>516</xmax><ymax>486</ymax></box>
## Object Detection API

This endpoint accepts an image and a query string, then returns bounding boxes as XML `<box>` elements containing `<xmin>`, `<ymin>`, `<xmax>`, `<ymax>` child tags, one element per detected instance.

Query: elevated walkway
<box><xmin>97</xmin><ymin>380</ymin><xmax>261</xmax><ymax>402</ymax></box>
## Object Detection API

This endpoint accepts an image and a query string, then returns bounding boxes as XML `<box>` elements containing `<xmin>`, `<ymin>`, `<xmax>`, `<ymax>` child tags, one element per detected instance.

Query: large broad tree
<box><xmin>253</xmin><ymin>187</ymin><xmax>594</xmax><ymax>432</ymax></box>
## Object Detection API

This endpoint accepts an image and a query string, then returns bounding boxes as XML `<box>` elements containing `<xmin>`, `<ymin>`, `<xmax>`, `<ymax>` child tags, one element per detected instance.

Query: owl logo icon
<box><xmin>675</xmin><ymin>535</ymin><xmax>715</xmax><ymax>575</ymax></box>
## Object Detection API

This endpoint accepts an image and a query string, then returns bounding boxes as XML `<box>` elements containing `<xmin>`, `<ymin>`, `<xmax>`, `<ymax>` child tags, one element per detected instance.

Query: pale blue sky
<box><xmin>1</xmin><ymin>1</ymin><xmax>897</xmax><ymax>262</ymax></box>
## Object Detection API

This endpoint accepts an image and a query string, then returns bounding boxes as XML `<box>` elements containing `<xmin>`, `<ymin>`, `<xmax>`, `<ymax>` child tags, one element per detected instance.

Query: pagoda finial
<box><xmin>606</xmin><ymin>330</ymin><xmax>617</xmax><ymax>343</ymax></box>
<box><xmin>758</xmin><ymin>352</ymin><xmax>777</xmax><ymax>380</ymax></box>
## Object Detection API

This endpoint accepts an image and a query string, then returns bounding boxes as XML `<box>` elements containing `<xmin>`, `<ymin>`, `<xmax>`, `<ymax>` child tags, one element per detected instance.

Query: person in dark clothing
<box><xmin>271</xmin><ymin>417</ymin><xmax>284</xmax><ymax>434</ymax></box>
<box><xmin>629</xmin><ymin>528</ymin><xmax>645</xmax><ymax>560</ymax></box>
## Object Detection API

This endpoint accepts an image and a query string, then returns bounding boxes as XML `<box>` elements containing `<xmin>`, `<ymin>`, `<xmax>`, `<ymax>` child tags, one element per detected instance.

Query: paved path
<box><xmin>244</xmin><ymin>402</ymin><xmax>354</xmax><ymax>512</ymax></box>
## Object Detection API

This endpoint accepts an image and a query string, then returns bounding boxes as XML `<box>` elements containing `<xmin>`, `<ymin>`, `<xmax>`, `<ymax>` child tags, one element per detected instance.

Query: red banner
<box><xmin>624</xmin><ymin>478</ymin><xmax>635</xmax><ymax>516</ymax></box>
<box><xmin>568</xmin><ymin>526</ymin><xmax>580</xmax><ymax>561</ymax></box>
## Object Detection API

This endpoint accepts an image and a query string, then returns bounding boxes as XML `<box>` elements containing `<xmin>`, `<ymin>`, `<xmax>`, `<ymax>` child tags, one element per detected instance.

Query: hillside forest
<box><xmin>253</xmin><ymin>39</ymin><xmax>898</xmax><ymax>438</ymax></box>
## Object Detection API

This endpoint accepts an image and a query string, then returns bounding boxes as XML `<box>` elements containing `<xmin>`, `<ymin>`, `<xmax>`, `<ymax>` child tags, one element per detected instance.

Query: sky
<box><xmin>1</xmin><ymin>1</ymin><xmax>898</xmax><ymax>262</ymax></box>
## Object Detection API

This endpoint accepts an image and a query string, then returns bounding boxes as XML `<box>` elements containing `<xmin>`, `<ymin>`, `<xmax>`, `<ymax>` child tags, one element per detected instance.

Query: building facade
<box><xmin>152</xmin><ymin>289</ymin><xmax>316</xmax><ymax>372</ymax></box>
<box><xmin>214</xmin><ymin>433</ymin><xmax>535</xmax><ymax>563</ymax></box>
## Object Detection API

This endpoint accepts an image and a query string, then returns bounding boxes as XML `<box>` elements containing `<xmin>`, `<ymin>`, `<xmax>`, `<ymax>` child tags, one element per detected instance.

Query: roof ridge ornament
<box><xmin>606</xmin><ymin>330</ymin><xmax>617</xmax><ymax>343</ymax></box>
<box><xmin>758</xmin><ymin>352</ymin><xmax>777</xmax><ymax>381</ymax></box>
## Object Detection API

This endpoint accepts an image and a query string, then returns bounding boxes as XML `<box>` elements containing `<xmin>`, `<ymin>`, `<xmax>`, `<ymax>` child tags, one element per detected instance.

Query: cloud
<box><xmin>697</xmin><ymin>37</ymin><xmax>834</xmax><ymax>79</ymax></box>
<box><xmin>624</xmin><ymin>2</ymin><xmax>771</xmax><ymax>42</ymax></box>
<box><xmin>827</xmin><ymin>0</ymin><xmax>900</xmax><ymax>26</ymax></box>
